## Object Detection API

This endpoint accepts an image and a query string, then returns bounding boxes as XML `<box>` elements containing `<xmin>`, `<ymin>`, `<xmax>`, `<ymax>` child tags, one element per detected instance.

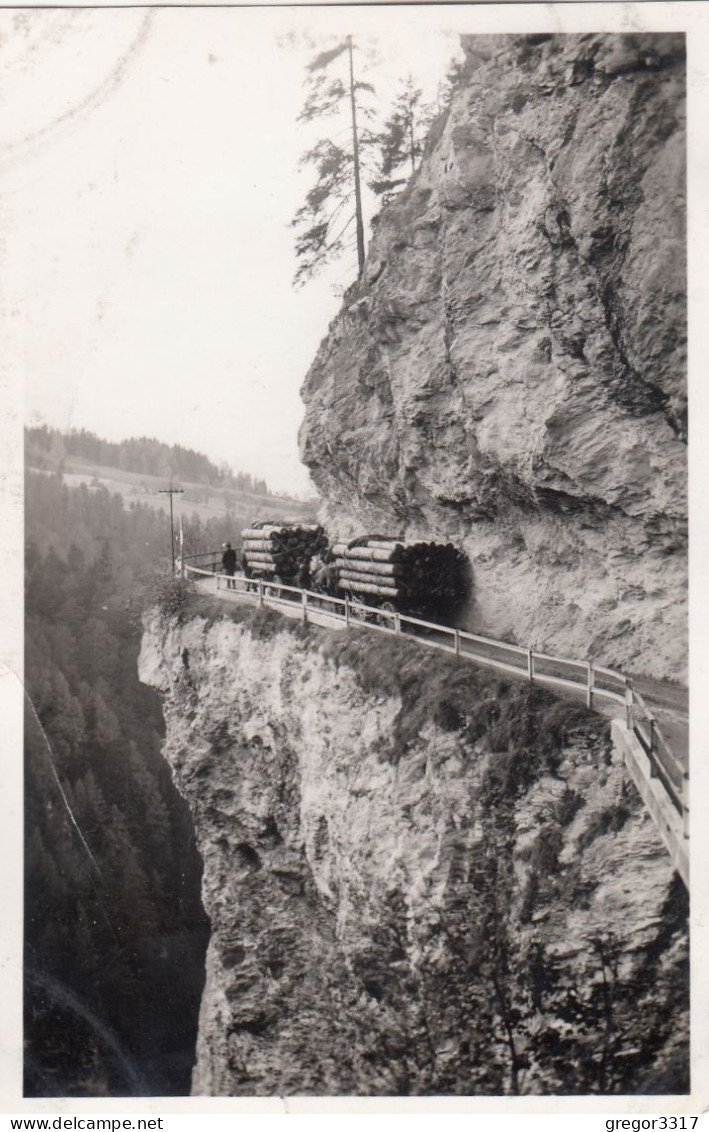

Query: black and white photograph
<box><xmin>1</xmin><ymin>0</ymin><xmax>705</xmax><ymax>1113</ymax></box>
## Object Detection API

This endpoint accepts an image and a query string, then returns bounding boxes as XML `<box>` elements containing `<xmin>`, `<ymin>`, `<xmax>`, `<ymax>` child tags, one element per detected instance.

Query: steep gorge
<box><xmin>300</xmin><ymin>33</ymin><xmax>687</xmax><ymax>682</ymax></box>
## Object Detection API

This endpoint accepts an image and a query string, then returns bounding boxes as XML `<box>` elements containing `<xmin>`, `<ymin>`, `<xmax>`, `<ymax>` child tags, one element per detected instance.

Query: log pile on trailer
<box><xmin>331</xmin><ymin>536</ymin><xmax>467</xmax><ymax>612</ymax></box>
<box><xmin>241</xmin><ymin>522</ymin><xmax>325</xmax><ymax>580</ymax></box>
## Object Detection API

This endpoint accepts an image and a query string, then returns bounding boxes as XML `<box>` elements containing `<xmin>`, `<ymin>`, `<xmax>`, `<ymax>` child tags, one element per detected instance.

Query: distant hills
<box><xmin>25</xmin><ymin>425</ymin><xmax>317</xmax><ymax>532</ymax></box>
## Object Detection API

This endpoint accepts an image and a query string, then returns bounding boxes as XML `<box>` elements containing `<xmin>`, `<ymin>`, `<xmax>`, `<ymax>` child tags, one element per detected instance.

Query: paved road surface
<box><xmin>629</xmin><ymin>674</ymin><xmax>688</xmax><ymax>773</ymax></box>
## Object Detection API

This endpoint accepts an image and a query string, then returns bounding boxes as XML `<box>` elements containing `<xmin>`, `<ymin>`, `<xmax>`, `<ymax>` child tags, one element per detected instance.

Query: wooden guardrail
<box><xmin>627</xmin><ymin>688</ymin><xmax>687</xmax><ymax>826</ymax></box>
<box><xmin>183</xmin><ymin>559</ymin><xmax>688</xmax><ymax>870</ymax></box>
<box><xmin>182</xmin><ymin>551</ymin><xmax>224</xmax><ymax>570</ymax></box>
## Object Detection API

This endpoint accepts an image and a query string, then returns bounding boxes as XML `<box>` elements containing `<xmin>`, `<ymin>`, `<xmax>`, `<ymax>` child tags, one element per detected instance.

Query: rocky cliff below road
<box><xmin>299</xmin><ymin>33</ymin><xmax>687</xmax><ymax>682</ymax></box>
<box><xmin>139</xmin><ymin>604</ymin><xmax>688</xmax><ymax>1096</ymax></box>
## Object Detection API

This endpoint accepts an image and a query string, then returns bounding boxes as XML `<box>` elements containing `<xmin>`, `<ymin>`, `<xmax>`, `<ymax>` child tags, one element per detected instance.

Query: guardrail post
<box><xmin>344</xmin><ymin>597</ymin><xmax>350</xmax><ymax>627</ymax></box>
<box><xmin>216</xmin><ymin>574</ymin><xmax>221</xmax><ymax>591</ymax></box>
<box><xmin>527</xmin><ymin>648</ymin><xmax>533</xmax><ymax>682</ymax></box>
<box><xmin>586</xmin><ymin>660</ymin><xmax>594</xmax><ymax>709</ymax></box>
<box><xmin>625</xmin><ymin>680</ymin><xmax>634</xmax><ymax>730</ymax></box>
<box><xmin>649</xmin><ymin>719</ymin><xmax>658</xmax><ymax>777</ymax></box>
<box><xmin>454</xmin><ymin>629</ymin><xmax>460</xmax><ymax>657</ymax></box>
<box><xmin>302</xmin><ymin>590</ymin><xmax>308</xmax><ymax>623</ymax></box>
<box><xmin>394</xmin><ymin>613</ymin><xmax>401</xmax><ymax>635</ymax></box>
<box><xmin>258</xmin><ymin>579</ymin><xmax>264</xmax><ymax>607</ymax></box>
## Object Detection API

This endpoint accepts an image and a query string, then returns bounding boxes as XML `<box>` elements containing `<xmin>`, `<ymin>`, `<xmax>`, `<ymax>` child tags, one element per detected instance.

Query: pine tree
<box><xmin>370</xmin><ymin>77</ymin><xmax>433</xmax><ymax>202</ymax></box>
<box><xmin>291</xmin><ymin>36</ymin><xmax>375</xmax><ymax>285</ymax></box>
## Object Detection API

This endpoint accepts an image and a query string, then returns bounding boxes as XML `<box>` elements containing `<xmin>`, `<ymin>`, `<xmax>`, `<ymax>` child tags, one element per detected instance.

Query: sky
<box><xmin>2</xmin><ymin>6</ymin><xmax>468</xmax><ymax>495</ymax></box>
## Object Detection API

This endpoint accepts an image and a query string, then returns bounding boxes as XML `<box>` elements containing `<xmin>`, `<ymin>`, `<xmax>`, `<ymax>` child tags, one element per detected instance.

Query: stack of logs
<box><xmin>241</xmin><ymin>522</ymin><xmax>325</xmax><ymax>579</ymax></box>
<box><xmin>331</xmin><ymin>536</ymin><xmax>467</xmax><ymax>609</ymax></box>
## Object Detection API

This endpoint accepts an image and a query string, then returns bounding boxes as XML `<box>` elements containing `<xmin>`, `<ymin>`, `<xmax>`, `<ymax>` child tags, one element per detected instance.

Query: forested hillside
<box><xmin>26</xmin><ymin>425</ymin><xmax>270</xmax><ymax>496</ymax></box>
<box><xmin>24</xmin><ymin>470</ymin><xmax>216</xmax><ymax>1095</ymax></box>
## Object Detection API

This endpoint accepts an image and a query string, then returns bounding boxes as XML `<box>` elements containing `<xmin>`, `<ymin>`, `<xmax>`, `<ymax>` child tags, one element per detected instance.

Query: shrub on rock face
<box><xmin>146</xmin><ymin>573</ymin><xmax>196</xmax><ymax>624</ymax></box>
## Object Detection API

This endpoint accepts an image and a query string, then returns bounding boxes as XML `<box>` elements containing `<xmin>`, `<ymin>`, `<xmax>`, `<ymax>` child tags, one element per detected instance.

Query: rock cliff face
<box><xmin>300</xmin><ymin>33</ymin><xmax>687</xmax><ymax>682</ymax></box>
<box><xmin>139</xmin><ymin>607</ymin><xmax>688</xmax><ymax>1096</ymax></box>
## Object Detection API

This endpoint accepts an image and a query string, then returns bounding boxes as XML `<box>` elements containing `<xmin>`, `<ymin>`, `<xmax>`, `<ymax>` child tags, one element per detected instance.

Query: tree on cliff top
<box><xmin>369</xmin><ymin>77</ymin><xmax>434</xmax><ymax>202</ymax></box>
<box><xmin>291</xmin><ymin>36</ymin><xmax>375</xmax><ymax>286</ymax></box>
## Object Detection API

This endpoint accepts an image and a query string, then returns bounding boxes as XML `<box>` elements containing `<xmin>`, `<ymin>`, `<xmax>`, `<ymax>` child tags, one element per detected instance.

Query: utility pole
<box><xmin>158</xmin><ymin>485</ymin><xmax>184</xmax><ymax>574</ymax></box>
<box><xmin>347</xmin><ymin>34</ymin><xmax>365</xmax><ymax>278</ymax></box>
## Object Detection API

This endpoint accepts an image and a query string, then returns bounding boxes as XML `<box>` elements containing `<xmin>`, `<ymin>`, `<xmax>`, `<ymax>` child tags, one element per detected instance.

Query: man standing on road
<box><xmin>222</xmin><ymin>542</ymin><xmax>237</xmax><ymax>589</ymax></box>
